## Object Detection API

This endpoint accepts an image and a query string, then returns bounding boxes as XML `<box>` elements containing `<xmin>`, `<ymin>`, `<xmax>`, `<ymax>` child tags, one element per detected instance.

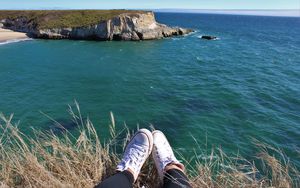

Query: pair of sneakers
<box><xmin>116</xmin><ymin>129</ymin><xmax>184</xmax><ymax>182</ymax></box>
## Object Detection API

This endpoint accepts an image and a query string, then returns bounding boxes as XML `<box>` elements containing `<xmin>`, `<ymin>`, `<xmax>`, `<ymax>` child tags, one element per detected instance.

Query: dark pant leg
<box><xmin>162</xmin><ymin>169</ymin><xmax>192</xmax><ymax>188</ymax></box>
<box><xmin>95</xmin><ymin>171</ymin><xmax>134</xmax><ymax>188</ymax></box>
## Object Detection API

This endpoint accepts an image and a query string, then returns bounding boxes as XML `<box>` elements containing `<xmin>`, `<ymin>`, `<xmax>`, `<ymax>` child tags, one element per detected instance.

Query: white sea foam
<box><xmin>172</xmin><ymin>37</ymin><xmax>183</xmax><ymax>41</ymax></box>
<box><xmin>0</xmin><ymin>38</ymin><xmax>33</xmax><ymax>46</ymax></box>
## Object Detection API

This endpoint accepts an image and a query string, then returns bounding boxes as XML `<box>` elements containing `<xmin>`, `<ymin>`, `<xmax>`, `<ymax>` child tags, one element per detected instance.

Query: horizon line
<box><xmin>0</xmin><ymin>8</ymin><xmax>299</xmax><ymax>17</ymax></box>
<box><xmin>153</xmin><ymin>9</ymin><xmax>300</xmax><ymax>17</ymax></box>
<box><xmin>0</xmin><ymin>8</ymin><xmax>299</xmax><ymax>10</ymax></box>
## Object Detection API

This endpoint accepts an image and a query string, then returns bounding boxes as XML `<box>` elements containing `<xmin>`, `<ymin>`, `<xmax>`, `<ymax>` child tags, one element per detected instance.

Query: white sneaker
<box><xmin>152</xmin><ymin>130</ymin><xmax>184</xmax><ymax>181</ymax></box>
<box><xmin>116</xmin><ymin>128</ymin><xmax>153</xmax><ymax>181</ymax></box>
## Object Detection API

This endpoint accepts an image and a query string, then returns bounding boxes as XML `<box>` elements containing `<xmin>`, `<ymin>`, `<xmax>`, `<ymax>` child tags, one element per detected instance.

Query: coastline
<box><xmin>0</xmin><ymin>28</ymin><xmax>30</xmax><ymax>43</ymax></box>
<box><xmin>0</xmin><ymin>10</ymin><xmax>193</xmax><ymax>41</ymax></box>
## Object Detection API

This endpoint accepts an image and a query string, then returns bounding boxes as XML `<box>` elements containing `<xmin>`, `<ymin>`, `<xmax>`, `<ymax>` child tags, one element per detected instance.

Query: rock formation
<box><xmin>201</xmin><ymin>35</ymin><xmax>217</xmax><ymax>40</ymax></box>
<box><xmin>0</xmin><ymin>12</ymin><xmax>193</xmax><ymax>41</ymax></box>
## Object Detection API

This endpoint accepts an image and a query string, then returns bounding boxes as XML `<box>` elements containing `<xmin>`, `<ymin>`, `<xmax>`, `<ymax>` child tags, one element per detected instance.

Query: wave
<box><xmin>0</xmin><ymin>38</ymin><xmax>33</xmax><ymax>46</ymax></box>
<box><xmin>172</xmin><ymin>37</ymin><xmax>184</xmax><ymax>41</ymax></box>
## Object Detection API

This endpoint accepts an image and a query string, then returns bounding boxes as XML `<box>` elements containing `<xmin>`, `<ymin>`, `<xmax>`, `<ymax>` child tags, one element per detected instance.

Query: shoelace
<box><xmin>156</xmin><ymin>141</ymin><xmax>175</xmax><ymax>169</ymax></box>
<box><xmin>122</xmin><ymin>144</ymin><xmax>146</xmax><ymax>171</ymax></box>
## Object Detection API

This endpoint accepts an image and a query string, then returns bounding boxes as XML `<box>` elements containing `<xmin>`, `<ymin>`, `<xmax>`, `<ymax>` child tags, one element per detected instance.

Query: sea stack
<box><xmin>201</xmin><ymin>35</ymin><xmax>217</xmax><ymax>40</ymax></box>
<box><xmin>0</xmin><ymin>10</ymin><xmax>193</xmax><ymax>41</ymax></box>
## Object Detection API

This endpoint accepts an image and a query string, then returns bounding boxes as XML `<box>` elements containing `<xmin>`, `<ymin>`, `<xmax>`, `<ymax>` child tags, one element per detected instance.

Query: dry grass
<box><xmin>0</xmin><ymin>102</ymin><xmax>299</xmax><ymax>188</ymax></box>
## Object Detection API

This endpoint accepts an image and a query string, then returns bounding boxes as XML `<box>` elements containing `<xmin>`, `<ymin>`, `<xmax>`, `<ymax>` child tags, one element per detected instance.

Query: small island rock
<box><xmin>201</xmin><ymin>35</ymin><xmax>217</xmax><ymax>40</ymax></box>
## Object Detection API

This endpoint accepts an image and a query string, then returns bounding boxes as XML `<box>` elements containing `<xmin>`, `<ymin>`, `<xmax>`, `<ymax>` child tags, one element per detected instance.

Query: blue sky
<box><xmin>0</xmin><ymin>0</ymin><xmax>299</xmax><ymax>10</ymax></box>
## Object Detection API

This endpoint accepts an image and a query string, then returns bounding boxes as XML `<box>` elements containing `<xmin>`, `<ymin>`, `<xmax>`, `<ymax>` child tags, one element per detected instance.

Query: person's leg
<box><xmin>152</xmin><ymin>130</ymin><xmax>192</xmax><ymax>188</ymax></box>
<box><xmin>162</xmin><ymin>165</ymin><xmax>192</xmax><ymax>188</ymax></box>
<box><xmin>95</xmin><ymin>171</ymin><xmax>134</xmax><ymax>188</ymax></box>
<box><xmin>95</xmin><ymin>129</ymin><xmax>153</xmax><ymax>188</ymax></box>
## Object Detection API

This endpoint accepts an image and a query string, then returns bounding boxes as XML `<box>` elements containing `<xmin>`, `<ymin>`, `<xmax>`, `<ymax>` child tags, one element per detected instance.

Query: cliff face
<box><xmin>0</xmin><ymin>12</ymin><xmax>192</xmax><ymax>41</ymax></box>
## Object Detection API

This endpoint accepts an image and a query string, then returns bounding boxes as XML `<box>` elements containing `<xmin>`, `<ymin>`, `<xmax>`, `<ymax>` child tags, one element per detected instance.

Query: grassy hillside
<box><xmin>0</xmin><ymin>10</ymin><xmax>147</xmax><ymax>29</ymax></box>
<box><xmin>0</xmin><ymin>102</ymin><xmax>299</xmax><ymax>187</ymax></box>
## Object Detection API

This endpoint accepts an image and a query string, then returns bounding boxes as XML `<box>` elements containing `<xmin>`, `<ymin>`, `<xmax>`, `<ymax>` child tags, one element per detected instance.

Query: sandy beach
<box><xmin>0</xmin><ymin>28</ymin><xmax>29</xmax><ymax>42</ymax></box>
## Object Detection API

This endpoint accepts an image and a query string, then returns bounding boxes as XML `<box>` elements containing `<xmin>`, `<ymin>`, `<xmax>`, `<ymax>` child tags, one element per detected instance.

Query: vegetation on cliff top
<box><xmin>0</xmin><ymin>102</ymin><xmax>299</xmax><ymax>187</ymax></box>
<box><xmin>0</xmin><ymin>10</ymin><xmax>147</xmax><ymax>29</ymax></box>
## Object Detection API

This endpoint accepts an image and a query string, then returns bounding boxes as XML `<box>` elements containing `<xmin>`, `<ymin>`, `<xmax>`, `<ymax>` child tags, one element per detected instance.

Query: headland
<box><xmin>0</xmin><ymin>10</ymin><xmax>193</xmax><ymax>41</ymax></box>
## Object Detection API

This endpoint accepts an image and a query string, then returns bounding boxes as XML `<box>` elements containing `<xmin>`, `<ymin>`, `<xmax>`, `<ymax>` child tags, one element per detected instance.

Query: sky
<box><xmin>0</xmin><ymin>0</ymin><xmax>299</xmax><ymax>10</ymax></box>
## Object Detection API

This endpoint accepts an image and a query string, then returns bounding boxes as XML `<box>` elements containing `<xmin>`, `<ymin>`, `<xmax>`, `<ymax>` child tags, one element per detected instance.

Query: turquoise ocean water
<box><xmin>0</xmin><ymin>13</ymin><xmax>299</xmax><ymax>167</ymax></box>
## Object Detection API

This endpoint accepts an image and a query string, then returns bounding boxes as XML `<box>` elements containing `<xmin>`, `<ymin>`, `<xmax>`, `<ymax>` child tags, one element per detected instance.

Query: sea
<box><xmin>0</xmin><ymin>13</ymin><xmax>299</xmax><ymax>168</ymax></box>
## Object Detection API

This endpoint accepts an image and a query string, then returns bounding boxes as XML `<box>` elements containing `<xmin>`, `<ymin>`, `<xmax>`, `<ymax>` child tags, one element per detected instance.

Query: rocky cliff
<box><xmin>0</xmin><ymin>11</ymin><xmax>193</xmax><ymax>41</ymax></box>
